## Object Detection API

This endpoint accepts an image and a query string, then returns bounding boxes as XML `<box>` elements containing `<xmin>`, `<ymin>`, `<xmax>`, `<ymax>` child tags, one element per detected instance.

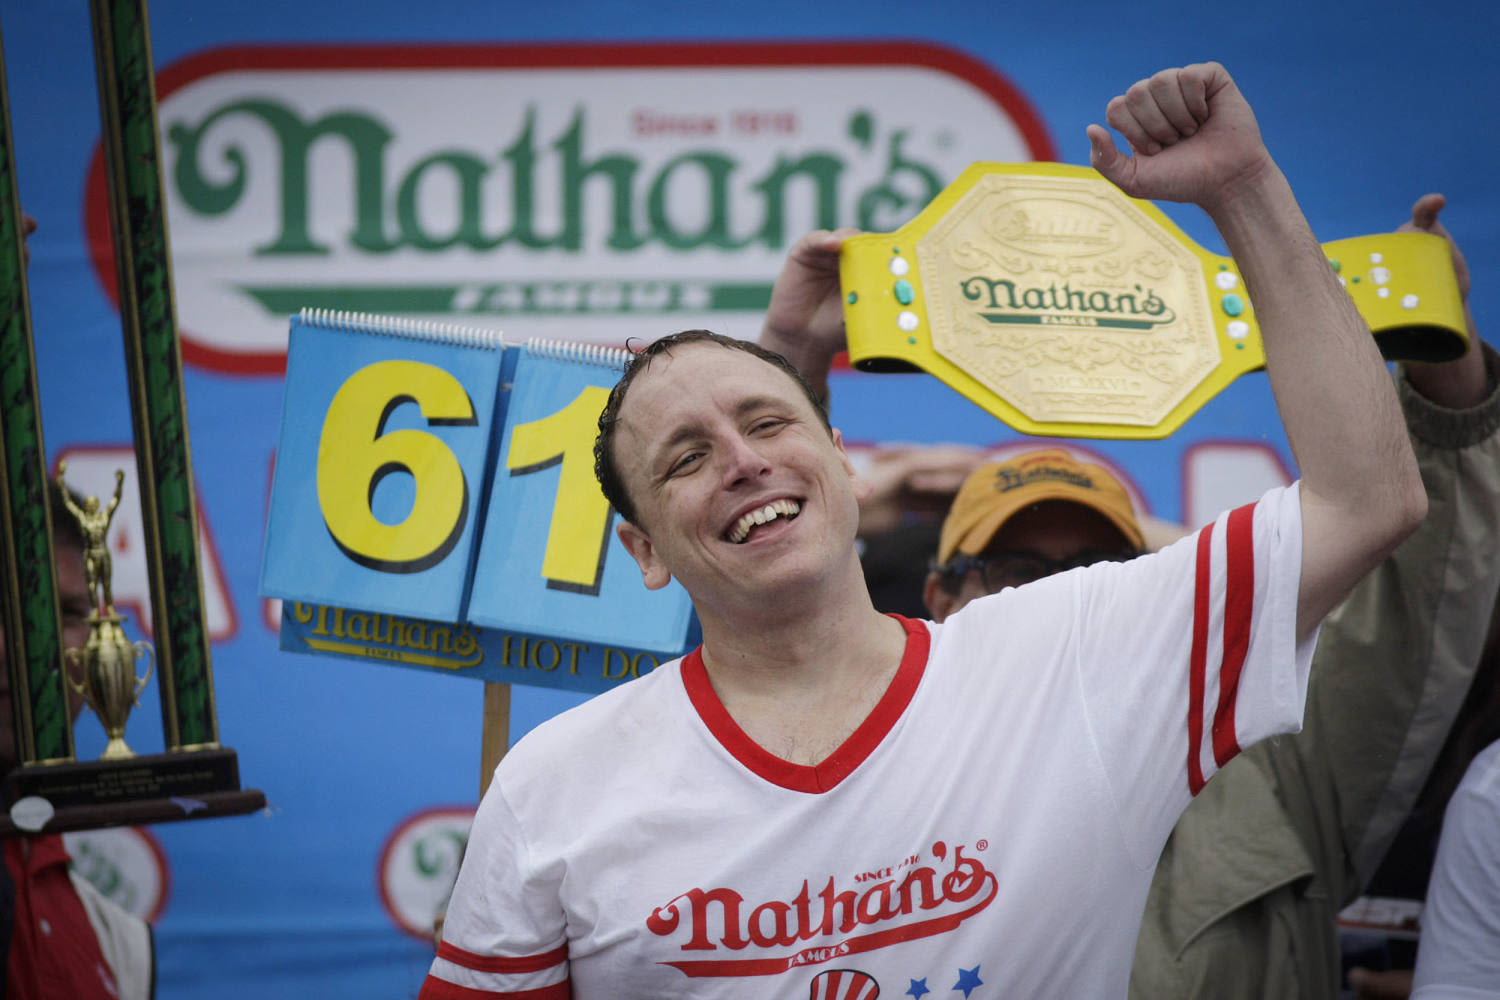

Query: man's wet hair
<box><xmin>593</xmin><ymin>330</ymin><xmax>831</xmax><ymax>527</ymax></box>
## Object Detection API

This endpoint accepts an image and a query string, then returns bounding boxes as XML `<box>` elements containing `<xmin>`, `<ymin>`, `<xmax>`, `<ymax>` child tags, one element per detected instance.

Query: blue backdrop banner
<box><xmin>3</xmin><ymin>4</ymin><xmax>1495</xmax><ymax>997</ymax></box>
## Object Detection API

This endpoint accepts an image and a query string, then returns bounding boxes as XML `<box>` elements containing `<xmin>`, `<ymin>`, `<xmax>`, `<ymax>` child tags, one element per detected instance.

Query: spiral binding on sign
<box><xmin>524</xmin><ymin>337</ymin><xmax>633</xmax><ymax>371</ymax></box>
<box><xmin>298</xmin><ymin>308</ymin><xmax>506</xmax><ymax>350</ymax></box>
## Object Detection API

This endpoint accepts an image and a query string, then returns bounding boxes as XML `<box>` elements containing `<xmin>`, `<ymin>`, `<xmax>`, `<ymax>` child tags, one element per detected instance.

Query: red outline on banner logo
<box><xmin>64</xmin><ymin>825</ymin><xmax>172</xmax><ymax>924</ymax></box>
<box><xmin>376</xmin><ymin>804</ymin><xmax>477</xmax><ymax>941</ymax></box>
<box><xmin>84</xmin><ymin>40</ymin><xmax>1057</xmax><ymax>377</ymax></box>
<box><xmin>129</xmin><ymin>825</ymin><xmax>172</xmax><ymax>925</ymax></box>
<box><xmin>1180</xmin><ymin>439</ymin><xmax>1294</xmax><ymax>529</ymax></box>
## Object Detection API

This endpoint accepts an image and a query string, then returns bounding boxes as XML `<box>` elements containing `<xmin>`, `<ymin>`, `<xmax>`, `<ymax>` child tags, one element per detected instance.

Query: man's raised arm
<box><xmin>757</xmin><ymin>227</ymin><xmax>859</xmax><ymax>405</ymax></box>
<box><xmin>1088</xmin><ymin>62</ymin><xmax>1426</xmax><ymax>640</ymax></box>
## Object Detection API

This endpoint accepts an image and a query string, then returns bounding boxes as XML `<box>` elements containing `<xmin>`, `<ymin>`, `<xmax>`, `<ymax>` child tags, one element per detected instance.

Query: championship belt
<box><xmin>839</xmin><ymin>162</ymin><xmax>1467</xmax><ymax>439</ymax></box>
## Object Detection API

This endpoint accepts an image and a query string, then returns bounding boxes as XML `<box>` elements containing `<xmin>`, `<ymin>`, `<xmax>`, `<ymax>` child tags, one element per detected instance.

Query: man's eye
<box><xmin>669</xmin><ymin>453</ymin><xmax>702</xmax><ymax>475</ymax></box>
<box><xmin>751</xmin><ymin>418</ymin><xmax>784</xmax><ymax>434</ymax></box>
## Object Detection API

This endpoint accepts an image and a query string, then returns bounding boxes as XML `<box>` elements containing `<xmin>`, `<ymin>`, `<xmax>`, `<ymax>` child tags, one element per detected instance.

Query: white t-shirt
<box><xmin>423</xmin><ymin>486</ymin><xmax>1314</xmax><ymax>1000</ymax></box>
<box><xmin>1412</xmin><ymin>740</ymin><xmax>1500</xmax><ymax>999</ymax></box>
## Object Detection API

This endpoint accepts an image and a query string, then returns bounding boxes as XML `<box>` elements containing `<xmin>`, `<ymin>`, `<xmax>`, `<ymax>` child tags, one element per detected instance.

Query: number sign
<box><xmin>261</xmin><ymin>312</ymin><xmax>696</xmax><ymax>690</ymax></box>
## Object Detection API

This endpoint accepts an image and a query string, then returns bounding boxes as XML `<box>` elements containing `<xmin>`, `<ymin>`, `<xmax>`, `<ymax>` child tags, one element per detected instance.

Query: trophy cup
<box><xmin>57</xmin><ymin>463</ymin><xmax>156</xmax><ymax>762</ymax></box>
<box><xmin>65</xmin><ymin>617</ymin><xmax>154</xmax><ymax>761</ymax></box>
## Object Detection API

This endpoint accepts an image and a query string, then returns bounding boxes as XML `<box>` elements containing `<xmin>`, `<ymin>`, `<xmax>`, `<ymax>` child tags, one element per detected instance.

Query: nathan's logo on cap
<box><xmin>936</xmin><ymin>449</ymin><xmax>1145</xmax><ymax>564</ymax></box>
<box><xmin>991</xmin><ymin>462</ymin><xmax>1099</xmax><ymax>494</ymax></box>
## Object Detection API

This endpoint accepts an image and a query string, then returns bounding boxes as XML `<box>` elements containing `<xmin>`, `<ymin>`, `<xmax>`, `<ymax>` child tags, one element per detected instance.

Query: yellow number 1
<box><xmin>507</xmin><ymin>386</ymin><xmax>612</xmax><ymax>594</ymax></box>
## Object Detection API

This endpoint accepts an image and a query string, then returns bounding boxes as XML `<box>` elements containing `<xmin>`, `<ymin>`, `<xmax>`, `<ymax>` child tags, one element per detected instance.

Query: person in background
<box><xmin>1</xmin><ymin>484</ymin><xmax>156</xmax><ymax>1000</ymax></box>
<box><xmin>853</xmin><ymin>445</ymin><xmax>988</xmax><ymax>617</ymax></box>
<box><xmin>1344</xmin><ymin>592</ymin><xmax>1500</xmax><ymax>1000</ymax></box>
<box><xmin>2</xmin><ymin>213</ymin><xmax>155</xmax><ymax>998</ymax></box>
<box><xmin>1409</xmin><ymin>734</ymin><xmax>1500</xmax><ymax>999</ymax></box>
<box><xmin>920</xmin><ymin>449</ymin><xmax>1146</xmax><ymax>621</ymax></box>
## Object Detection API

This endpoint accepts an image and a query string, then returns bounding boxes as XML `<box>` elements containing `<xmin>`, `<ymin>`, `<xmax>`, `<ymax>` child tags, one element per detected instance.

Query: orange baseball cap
<box><xmin>936</xmin><ymin>449</ymin><xmax>1144</xmax><ymax>565</ymax></box>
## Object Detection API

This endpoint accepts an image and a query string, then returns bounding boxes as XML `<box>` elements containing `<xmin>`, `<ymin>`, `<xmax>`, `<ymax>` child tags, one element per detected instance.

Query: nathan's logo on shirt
<box><xmin>646</xmin><ymin>840</ymin><xmax>996</xmax><ymax>978</ymax></box>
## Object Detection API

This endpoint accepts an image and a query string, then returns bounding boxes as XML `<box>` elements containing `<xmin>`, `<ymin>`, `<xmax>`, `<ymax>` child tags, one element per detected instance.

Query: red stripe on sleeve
<box><xmin>436</xmin><ymin>941</ymin><xmax>568</xmax><ymax>975</ymax></box>
<box><xmin>1187</xmin><ymin>522</ymin><xmax>1214</xmax><ymax>796</ymax></box>
<box><xmin>1211</xmin><ymin>502</ymin><xmax>1257</xmax><ymax>767</ymax></box>
<box><xmin>419</xmin><ymin>975</ymin><xmax>571</xmax><ymax>999</ymax></box>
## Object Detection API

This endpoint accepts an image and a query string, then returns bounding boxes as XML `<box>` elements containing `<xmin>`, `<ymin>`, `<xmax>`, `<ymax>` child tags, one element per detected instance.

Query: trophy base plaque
<box><xmin>2</xmin><ymin>747</ymin><xmax>266</xmax><ymax>836</ymax></box>
<box><xmin>5</xmin><ymin>746</ymin><xmax>248</xmax><ymax>812</ymax></box>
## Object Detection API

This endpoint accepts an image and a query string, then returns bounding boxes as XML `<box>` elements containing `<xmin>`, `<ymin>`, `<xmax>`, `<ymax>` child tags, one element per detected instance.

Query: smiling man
<box><xmin>421</xmin><ymin>62</ymin><xmax>1427</xmax><ymax>1000</ymax></box>
<box><xmin>599</xmin><ymin>333</ymin><xmax>908</xmax><ymax>770</ymax></box>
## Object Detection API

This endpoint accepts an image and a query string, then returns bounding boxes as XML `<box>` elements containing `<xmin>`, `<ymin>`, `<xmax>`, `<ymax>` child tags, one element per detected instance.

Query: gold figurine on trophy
<box><xmin>57</xmin><ymin>461</ymin><xmax>124</xmax><ymax>616</ymax></box>
<box><xmin>55</xmin><ymin>461</ymin><xmax>153</xmax><ymax>761</ymax></box>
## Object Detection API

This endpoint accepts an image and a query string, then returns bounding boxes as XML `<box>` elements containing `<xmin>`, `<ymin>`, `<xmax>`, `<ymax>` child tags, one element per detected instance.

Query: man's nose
<box><xmin>719</xmin><ymin>434</ymin><xmax>772</xmax><ymax>487</ymax></box>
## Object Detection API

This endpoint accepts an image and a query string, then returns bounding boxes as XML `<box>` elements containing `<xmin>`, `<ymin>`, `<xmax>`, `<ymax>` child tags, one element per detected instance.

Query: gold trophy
<box><xmin>0</xmin><ymin>6</ymin><xmax>263</xmax><ymax>834</ymax></box>
<box><xmin>56</xmin><ymin>462</ymin><xmax>155</xmax><ymax>761</ymax></box>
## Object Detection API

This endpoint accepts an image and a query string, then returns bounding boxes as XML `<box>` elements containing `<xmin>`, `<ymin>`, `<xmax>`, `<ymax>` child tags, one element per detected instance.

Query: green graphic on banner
<box><xmin>239</xmin><ymin>280</ymin><xmax>775</xmax><ymax>317</ymax></box>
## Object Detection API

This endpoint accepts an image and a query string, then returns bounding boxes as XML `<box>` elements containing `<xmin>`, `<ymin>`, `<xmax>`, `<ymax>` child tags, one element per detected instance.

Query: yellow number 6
<box><xmin>317</xmin><ymin>361</ymin><xmax>476</xmax><ymax>572</ymax></box>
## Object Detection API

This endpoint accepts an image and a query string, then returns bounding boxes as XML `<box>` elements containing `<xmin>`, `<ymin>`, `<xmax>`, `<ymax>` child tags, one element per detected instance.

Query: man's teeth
<box><xmin>728</xmin><ymin>500</ymin><xmax>801</xmax><ymax>543</ymax></box>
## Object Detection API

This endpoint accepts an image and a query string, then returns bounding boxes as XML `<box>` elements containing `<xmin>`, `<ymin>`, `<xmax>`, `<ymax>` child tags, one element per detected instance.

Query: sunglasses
<box><xmin>936</xmin><ymin>548</ymin><xmax>1142</xmax><ymax>592</ymax></box>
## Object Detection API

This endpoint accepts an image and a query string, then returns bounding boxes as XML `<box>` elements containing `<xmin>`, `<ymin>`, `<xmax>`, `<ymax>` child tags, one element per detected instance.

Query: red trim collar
<box><xmin>680</xmin><ymin>615</ymin><xmax>929</xmax><ymax>793</ymax></box>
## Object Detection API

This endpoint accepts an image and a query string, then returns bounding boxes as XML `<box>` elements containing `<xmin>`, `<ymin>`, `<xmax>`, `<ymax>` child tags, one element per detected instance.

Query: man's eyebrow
<box><xmin>734</xmin><ymin>394</ymin><xmax>791</xmax><ymax>419</ymax></box>
<box><xmin>652</xmin><ymin>421</ymin><xmax>708</xmax><ymax>464</ymax></box>
<box><xmin>645</xmin><ymin>395</ymin><xmax>793</xmax><ymax>469</ymax></box>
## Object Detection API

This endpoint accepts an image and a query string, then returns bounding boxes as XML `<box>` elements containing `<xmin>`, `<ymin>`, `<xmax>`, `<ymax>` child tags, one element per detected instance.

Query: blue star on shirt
<box><xmin>906</xmin><ymin>978</ymin><xmax>930</xmax><ymax>999</ymax></box>
<box><xmin>953</xmin><ymin>966</ymin><xmax>983</xmax><ymax>997</ymax></box>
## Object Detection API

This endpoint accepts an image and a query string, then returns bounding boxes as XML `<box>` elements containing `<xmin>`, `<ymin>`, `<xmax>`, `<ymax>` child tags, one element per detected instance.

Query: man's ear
<box><xmin>923</xmin><ymin>571</ymin><xmax>956</xmax><ymax>624</ymax></box>
<box><xmin>617</xmin><ymin>519</ymin><xmax>673</xmax><ymax>591</ymax></box>
<box><xmin>831</xmin><ymin>427</ymin><xmax>873</xmax><ymax>501</ymax></box>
